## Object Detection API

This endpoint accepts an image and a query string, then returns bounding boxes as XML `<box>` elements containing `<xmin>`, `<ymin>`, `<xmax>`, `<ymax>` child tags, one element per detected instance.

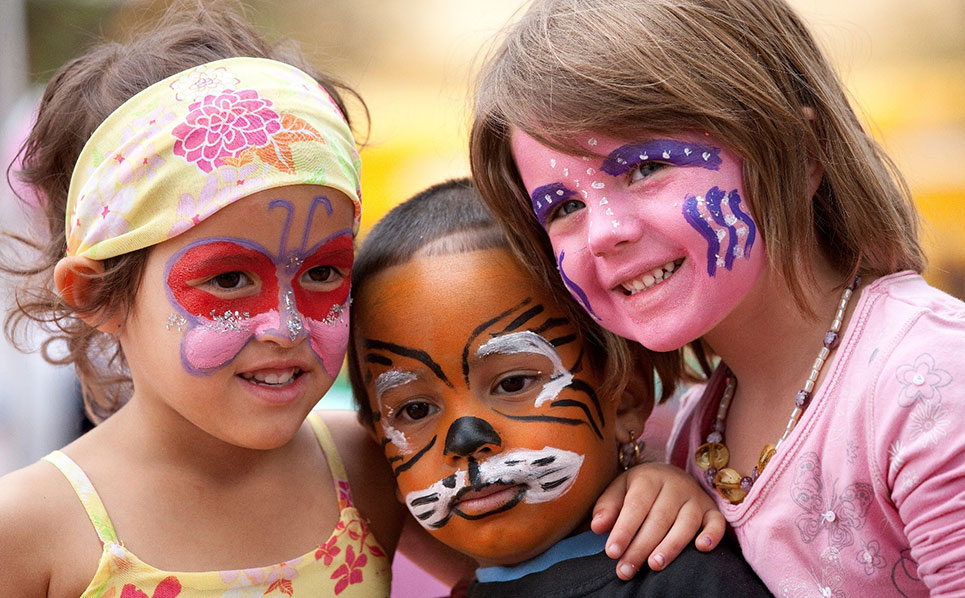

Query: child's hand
<box><xmin>591</xmin><ymin>462</ymin><xmax>725</xmax><ymax>579</ymax></box>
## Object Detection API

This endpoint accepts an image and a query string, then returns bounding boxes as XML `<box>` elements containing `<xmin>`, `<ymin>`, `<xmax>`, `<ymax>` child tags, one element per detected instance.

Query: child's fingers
<box><xmin>590</xmin><ymin>475</ymin><xmax>628</xmax><ymax>534</ymax></box>
<box><xmin>602</xmin><ymin>476</ymin><xmax>660</xmax><ymax>563</ymax></box>
<box><xmin>695</xmin><ymin>509</ymin><xmax>727</xmax><ymax>551</ymax></box>
<box><xmin>642</xmin><ymin>501</ymin><xmax>706</xmax><ymax>571</ymax></box>
<box><xmin>612</xmin><ymin>489</ymin><xmax>680</xmax><ymax>578</ymax></box>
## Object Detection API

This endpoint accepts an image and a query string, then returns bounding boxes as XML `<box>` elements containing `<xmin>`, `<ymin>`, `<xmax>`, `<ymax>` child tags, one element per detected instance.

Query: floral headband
<box><xmin>65</xmin><ymin>57</ymin><xmax>362</xmax><ymax>260</ymax></box>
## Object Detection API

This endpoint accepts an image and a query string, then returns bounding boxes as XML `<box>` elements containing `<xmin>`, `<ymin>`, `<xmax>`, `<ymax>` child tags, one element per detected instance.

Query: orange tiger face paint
<box><xmin>354</xmin><ymin>248</ymin><xmax>621</xmax><ymax>565</ymax></box>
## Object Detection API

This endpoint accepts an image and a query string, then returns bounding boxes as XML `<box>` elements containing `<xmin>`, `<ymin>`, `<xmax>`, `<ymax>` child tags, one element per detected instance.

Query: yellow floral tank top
<box><xmin>42</xmin><ymin>413</ymin><xmax>391</xmax><ymax>597</ymax></box>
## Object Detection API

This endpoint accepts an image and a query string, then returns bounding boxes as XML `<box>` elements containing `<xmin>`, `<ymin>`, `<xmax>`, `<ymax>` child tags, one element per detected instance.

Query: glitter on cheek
<box><xmin>165</xmin><ymin>313</ymin><xmax>187</xmax><ymax>331</ymax></box>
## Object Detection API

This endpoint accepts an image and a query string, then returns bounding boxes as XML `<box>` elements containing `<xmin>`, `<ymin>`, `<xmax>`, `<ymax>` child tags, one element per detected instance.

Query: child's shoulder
<box><xmin>314</xmin><ymin>410</ymin><xmax>407</xmax><ymax>554</ymax></box>
<box><xmin>0</xmin><ymin>457</ymin><xmax>99</xmax><ymax>596</ymax></box>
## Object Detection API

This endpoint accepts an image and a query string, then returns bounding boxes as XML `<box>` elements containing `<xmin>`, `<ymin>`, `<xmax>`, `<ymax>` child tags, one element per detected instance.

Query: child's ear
<box><xmin>614</xmin><ymin>372</ymin><xmax>655</xmax><ymax>442</ymax></box>
<box><xmin>54</xmin><ymin>256</ymin><xmax>124</xmax><ymax>333</ymax></box>
<box><xmin>802</xmin><ymin>106</ymin><xmax>825</xmax><ymax>198</ymax></box>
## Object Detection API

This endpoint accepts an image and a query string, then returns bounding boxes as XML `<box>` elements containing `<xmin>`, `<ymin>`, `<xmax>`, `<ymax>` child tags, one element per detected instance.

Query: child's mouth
<box><xmin>239</xmin><ymin>368</ymin><xmax>303</xmax><ymax>387</ymax></box>
<box><xmin>453</xmin><ymin>483</ymin><xmax>526</xmax><ymax>517</ymax></box>
<box><xmin>620</xmin><ymin>258</ymin><xmax>684</xmax><ymax>296</ymax></box>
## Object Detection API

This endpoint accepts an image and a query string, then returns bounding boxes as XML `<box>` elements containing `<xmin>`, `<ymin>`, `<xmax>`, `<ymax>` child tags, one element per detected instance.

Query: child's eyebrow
<box><xmin>363</xmin><ymin>339</ymin><xmax>454</xmax><ymax>388</ymax></box>
<box><xmin>599</xmin><ymin>139</ymin><xmax>723</xmax><ymax>176</ymax></box>
<box><xmin>374</xmin><ymin>369</ymin><xmax>418</xmax><ymax>401</ymax></box>
<box><xmin>529</xmin><ymin>183</ymin><xmax>579</xmax><ymax>226</ymax></box>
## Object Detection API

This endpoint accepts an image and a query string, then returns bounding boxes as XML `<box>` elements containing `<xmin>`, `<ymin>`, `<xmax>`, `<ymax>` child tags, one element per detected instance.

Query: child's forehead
<box><xmin>161</xmin><ymin>185</ymin><xmax>356</xmax><ymax>255</ymax></box>
<box><xmin>356</xmin><ymin>249</ymin><xmax>581</xmax><ymax>349</ymax></box>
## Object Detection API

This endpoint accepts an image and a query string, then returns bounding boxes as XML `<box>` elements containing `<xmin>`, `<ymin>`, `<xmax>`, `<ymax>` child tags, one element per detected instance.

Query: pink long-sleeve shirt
<box><xmin>668</xmin><ymin>272</ymin><xmax>965</xmax><ymax>596</ymax></box>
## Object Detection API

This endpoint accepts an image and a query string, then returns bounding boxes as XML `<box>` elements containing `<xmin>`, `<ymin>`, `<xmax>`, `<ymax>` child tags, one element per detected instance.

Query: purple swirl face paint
<box><xmin>511</xmin><ymin>130</ymin><xmax>767</xmax><ymax>352</ymax></box>
<box><xmin>682</xmin><ymin>187</ymin><xmax>757</xmax><ymax>276</ymax></box>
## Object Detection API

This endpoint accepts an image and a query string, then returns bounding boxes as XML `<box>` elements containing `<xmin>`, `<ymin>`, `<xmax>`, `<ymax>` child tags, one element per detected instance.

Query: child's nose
<box><xmin>255</xmin><ymin>288</ymin><xmax>310</xmax><ymax>346</ymax></box>
<box><xmin>586</xmin><ymin>196</ymin><xmax>645</xmax><ymax>257</ymax></box>
<box><xmin>442</xmin><ymin>416</ymin><xmax>502</xmax><ymax>462</ymax></box>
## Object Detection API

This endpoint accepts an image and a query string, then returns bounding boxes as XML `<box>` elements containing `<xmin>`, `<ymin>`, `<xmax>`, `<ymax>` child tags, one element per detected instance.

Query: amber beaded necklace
<box><xmin>695</xmin><ymin>276</ymin><xmax>861</xmax><ymax>504</ymax></box>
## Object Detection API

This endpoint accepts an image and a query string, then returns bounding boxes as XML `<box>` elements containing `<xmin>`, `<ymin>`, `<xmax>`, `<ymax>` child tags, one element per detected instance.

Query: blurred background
<box><xmin>0</xmin><ymin>0</ymin><xmax>962</xmax><ymax>589</ymax></box>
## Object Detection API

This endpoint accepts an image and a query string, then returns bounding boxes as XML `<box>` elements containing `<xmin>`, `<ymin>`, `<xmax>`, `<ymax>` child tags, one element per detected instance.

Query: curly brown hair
<box><xmin>3</xmin><ymin>2</ymin><xmax>365</xmax><ymax>423</ymax></box>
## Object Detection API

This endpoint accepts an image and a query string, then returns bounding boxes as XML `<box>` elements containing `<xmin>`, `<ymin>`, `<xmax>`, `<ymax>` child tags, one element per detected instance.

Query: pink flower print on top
<box><xmin>316</xmin><ymin>536</ymin><xmax>342</xmax><ymax>566</ymax></box>
<box><xmin>172</xmin><ymin>89</ymin><xmax>282</xmax><ymax>173</ymax></box>
<box><xmin>895</xmin><ymin>353</ymin><xmax>952</xmax><ymax>406</ymax></box>
<box><xmin>119</xmin><ymin>575</ymin><xmax>182</xmax><ymax>598</ymax></box>
<box><xmin>331</xmin><ymin>545</ymin><xmax>367</xmax><ymax>595</ymax></box>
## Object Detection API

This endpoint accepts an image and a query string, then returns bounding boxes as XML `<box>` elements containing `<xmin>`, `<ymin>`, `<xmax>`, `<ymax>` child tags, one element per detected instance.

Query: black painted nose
<box><xmin>443</xmin><ymin>416</ymin><xmax>501</xmax><ymax>457</ymax></box>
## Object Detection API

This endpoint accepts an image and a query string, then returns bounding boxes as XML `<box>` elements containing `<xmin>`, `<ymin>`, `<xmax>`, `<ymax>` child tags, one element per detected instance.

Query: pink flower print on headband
<box><xmin>173</xmin><ymin>89</ymin><xmax>281</xmax><ymax>173</ymax></box>
<box><xmin>172</xmin><ymin>88</ymin><xmax>325</xmax><ymax>175</ymax></box>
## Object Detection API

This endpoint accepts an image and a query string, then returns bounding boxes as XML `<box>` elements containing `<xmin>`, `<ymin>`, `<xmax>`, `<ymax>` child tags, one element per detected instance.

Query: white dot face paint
<box><xmin>511</xmin><ymin>130</ymin><xmax>767</xmax><ymax>352</ymax></box>
<box><xmin>476</xmin><ymin>331</ymin><xmax>573</xmax><ymax>408</ymax></box>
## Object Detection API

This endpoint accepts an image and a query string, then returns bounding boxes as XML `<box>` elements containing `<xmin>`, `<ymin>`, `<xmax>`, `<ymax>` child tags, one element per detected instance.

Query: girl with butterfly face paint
<box><xmin>347</xmin><ymin>180</ymin><xmax>771</xmax><ymax>595</ymax></box>
<box><xmin>470</xmin><ymin>0</ymin><xmax>965</xmax><ymax>595</ymax></box>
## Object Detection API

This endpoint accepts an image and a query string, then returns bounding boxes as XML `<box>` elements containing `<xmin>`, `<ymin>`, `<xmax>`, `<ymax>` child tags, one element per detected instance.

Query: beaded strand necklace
<box><xmin>695</xmin><ymin>276</ymin><xmax>861</xmax><ymax>504</ymax></box>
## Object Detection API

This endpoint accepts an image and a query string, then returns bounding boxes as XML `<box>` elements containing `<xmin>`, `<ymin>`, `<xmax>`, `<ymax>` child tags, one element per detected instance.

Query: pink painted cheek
<box><xmin>181</xmin><ymin>326</ymin><xmax>253</xmax><ymax>374</ymax></box>
<box><xmin>307</xmin><ymin>310</ymin><xmax>350</xmax><ymax>379</ymax></box>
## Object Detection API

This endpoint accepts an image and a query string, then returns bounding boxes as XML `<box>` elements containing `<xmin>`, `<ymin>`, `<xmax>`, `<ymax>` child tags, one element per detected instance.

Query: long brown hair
<box><xmin>3</xmin><ymin>3</ymin><xmax>365</xmax><ymax>422</ymax></box>
<box><xmin>470</xmin><ymin>0</ymin><xmax>923</xmax><ymax>373</ymax></box>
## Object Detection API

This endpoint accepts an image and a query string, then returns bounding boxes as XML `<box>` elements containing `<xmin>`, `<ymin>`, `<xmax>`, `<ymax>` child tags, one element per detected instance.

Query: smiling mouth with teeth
<box><xmin>239</xmin><ymin>368</ymin><xmax>303</xmax><ymax>386</ymax></box>
<box><xmin>620</xmin><ymin>259</ymin><xmax>685</xmax><ymax>296</ymax></box>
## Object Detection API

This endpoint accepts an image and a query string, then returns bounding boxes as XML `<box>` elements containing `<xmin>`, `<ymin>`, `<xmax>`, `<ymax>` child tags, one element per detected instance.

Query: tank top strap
<box><xmin>306</xmin><ymin>412</ymin><xmax>355</xmax><ymax>510</ymax></box>
<box><xmin>42</xmin><ymin>450</ymin><xmax>119</xmax><ymax>546</ymax></box>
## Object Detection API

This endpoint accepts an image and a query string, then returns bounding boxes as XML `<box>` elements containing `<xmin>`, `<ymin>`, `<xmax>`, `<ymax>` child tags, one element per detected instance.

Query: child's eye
<box><xmin>399</xmin><ymin>401</ymin><xmax>437</xmax><ymax>421</ymax></box>
<box><xmin>629</xmin><ymin>161</ymin><xmax>667</xmax><ymax>183</ymax></box>
<box><xmin>547</xmin><ymin>198</ymin><xmax>586</xmax><ymax>223</ymax></box>
<box><xmin>209</xmin><ymin>271</ymin><xmax>252</xmax><ymax>290</ymax></box>
<box><xmin>492</xmin><ymin>373</ymin><xmax>538</xmax><ymax>395</ymax></box>
<box><xmin>300</xmin><ymin>266</ymin><xmax>345</xmax><ymax>289</ymax></box>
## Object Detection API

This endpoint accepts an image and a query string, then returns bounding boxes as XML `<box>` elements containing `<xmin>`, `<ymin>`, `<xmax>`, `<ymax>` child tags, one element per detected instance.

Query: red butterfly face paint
<box><xmin>164</xmin><ymin>201</ymin><xmax>353</xmax><ymax>377</ymax></box>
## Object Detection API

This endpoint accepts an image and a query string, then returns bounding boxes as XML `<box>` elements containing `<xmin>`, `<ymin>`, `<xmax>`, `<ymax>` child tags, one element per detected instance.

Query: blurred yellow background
<box><xmin>5</xmin><ymin>0</ymin><xmax>962</xmax><ymax>297</ymax></box>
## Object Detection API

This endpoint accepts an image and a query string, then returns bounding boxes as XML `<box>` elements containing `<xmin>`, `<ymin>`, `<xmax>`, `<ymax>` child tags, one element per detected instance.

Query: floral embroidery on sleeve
<box><xmin>895</xmin><ymin>353</ymin><xmax>952</xmax><ymax>406</ymax></box>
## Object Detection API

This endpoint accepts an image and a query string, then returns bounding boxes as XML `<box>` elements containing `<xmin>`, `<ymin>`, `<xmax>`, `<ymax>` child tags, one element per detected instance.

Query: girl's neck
<box><xmin>701</xmin><ymin>260</ymin><xmax>857</xmax><ymax>407</ymax></box>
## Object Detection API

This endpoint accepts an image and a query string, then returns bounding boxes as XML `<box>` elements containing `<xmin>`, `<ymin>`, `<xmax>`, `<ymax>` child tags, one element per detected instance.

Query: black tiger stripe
<box><xmin>549</xmin><ymin>334</ymin><xmax>577</xmax><ymax>348</ymax></box>
<box><xmin>533</xmin><ymin>317</ymin><xmax>569</xmax><ymax>334</ymax></box>
<box><xmin>493</xmin><ymin>410</ymin><xmax>600</xmax><ymax>438</ymax></box>
<box><xmin>501</xmin><ymin>304</ymin><xmax>545</xmax><ymax>333</ymax></box>
<box><xmin>366</xmin><ymin>354</ymin><xmax>392</xmax><ymax>366</ymax></box>
<box><xmin>393</xmin><ymin>435</ymin><xmax>437</xmax><ymax>477</ymax></box>
<box><xmin>550</xmin><ymin>398</ymin><xmax>603</xmax><ymax>439</ymax></box>
<box><xmin>410</xmin><ymin>493</ymin><xmax>440</xmax><ymax>507</ymax></box>
<box><xmin>565</xmin><ymin>378</ymin><xmax>605</xmax><ymax>430</ymax></box>
<box><xmin>541</xmin><ymin>477</ymin><xmax>571</xmax><ymax>490</ymax></box>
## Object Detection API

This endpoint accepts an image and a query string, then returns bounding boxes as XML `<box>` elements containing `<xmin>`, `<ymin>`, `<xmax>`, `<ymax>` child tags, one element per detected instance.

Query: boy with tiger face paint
<box><xmin>347</xmin><ymin>180</ymin><xmax>769</xmax><ymax>594</ymax></box>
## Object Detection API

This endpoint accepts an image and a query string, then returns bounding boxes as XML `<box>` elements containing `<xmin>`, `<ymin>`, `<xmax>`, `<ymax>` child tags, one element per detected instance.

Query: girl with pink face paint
<box><xmin>470</xmin><ymin>0</ymin><xmax>965</xmax><ymax>595</ymax></box>
<box><xmin>0</xmin><ymin>8</ymin><xmax>468</xmax><ymax>597</ymax></box>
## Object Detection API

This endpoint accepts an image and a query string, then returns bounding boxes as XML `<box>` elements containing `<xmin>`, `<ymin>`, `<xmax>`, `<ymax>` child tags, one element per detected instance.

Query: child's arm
<box><xmin>591</xmin><ymin>462</ymin><xmax>725</xmax><ymax>580</ymax></box>
<box><xmin>0</xmin><ymin>464</ymin><xmax>63</xmax><ymax>598</ymax></box>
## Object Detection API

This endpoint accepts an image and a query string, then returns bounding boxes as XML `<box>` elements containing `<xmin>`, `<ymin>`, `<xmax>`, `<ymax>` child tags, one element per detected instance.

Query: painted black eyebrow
<box><xmin>363</xmin><ymin>338</ymin><xmax>454</xmax><ymax>388</ymax></box>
